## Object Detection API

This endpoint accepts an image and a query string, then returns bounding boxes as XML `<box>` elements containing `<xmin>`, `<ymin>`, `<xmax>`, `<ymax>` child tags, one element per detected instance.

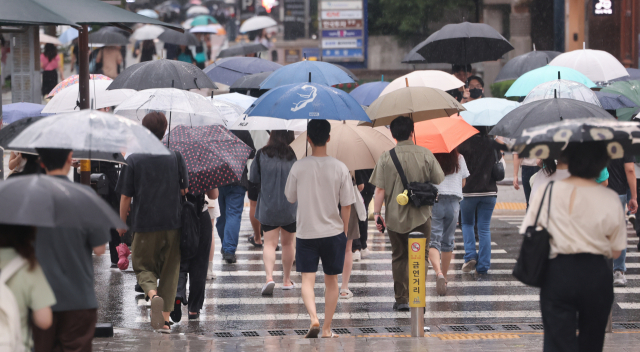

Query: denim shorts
<box><xmin>429</xmin><ymin>195</ymin><xmax>460</xmax><ymax>252</ymax></box>
<box><xmin>296</xmin><ymin>233</ymin><xmax>347</xmax><ymax>275</ymax></box>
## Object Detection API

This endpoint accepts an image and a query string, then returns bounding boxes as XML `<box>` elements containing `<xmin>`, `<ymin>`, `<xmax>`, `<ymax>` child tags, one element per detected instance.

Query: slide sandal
<box><xmin>261</xmin><ymin>281</ymin><xmax>276</xmax><ymax>296</ymax></box>
<box><xmin>150</xmin><ymin>295</ymin><xmax>165</xmax><ymax>330</ymax></box>
<box><xmin>305</xmin><ymin>325</ymin><xmax>320</xmax><ymax>338</ymax></box>
<box><xmin>321</xmin><ymin>332</ymin><xmax>339</xmax><ymax>338</ymax></box>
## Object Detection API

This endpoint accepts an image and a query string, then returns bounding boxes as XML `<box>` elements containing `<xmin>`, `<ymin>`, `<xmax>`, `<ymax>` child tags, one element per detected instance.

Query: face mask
<box><xmin>469</xmin><ymin>88</ymin><xmax>483</xmax><ymax>99</ymax></box>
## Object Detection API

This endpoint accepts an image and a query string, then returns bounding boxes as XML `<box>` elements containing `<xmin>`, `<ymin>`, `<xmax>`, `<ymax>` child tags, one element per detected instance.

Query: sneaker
<box><xmin>352</xmin><ymin>250</ymin><xmax>361</xmax><ymax>262</ymax></box>
<box><xmin>223</xmin><ymin>252</ymin><xmax>237</xmax><ymax>264</ymax></box>
<box><xmin>110</xmin><ymin>263</ymin><xmax>118</xmax><ymax>269</ymax></box>
<box><xmin>614</xmin><ymin>271</ymin><xmax>627</xmax><ymax>287</ymax></box>
<box><xmin>169</xmin><ymin>297</ymin><xmax>182</xmax><ymax>323</ymax></box>
<box><xmin>461</xmin><ymin>259</ymin><xmax>477</xmax><ymax>273</ymax></box>
<box><xmin>392</xmin><ymin>303</ymin><xmax>410</xmax><ymax>311</ymax></box>
<box><xmin>206</xmin><ymin>262</ymin><xmax>216</xmax><ymax>280</ymax></box>
<box><xmin>361</xmin><ymin>248</ymin><xmax>371</xmax><ymax>258</ymax></box>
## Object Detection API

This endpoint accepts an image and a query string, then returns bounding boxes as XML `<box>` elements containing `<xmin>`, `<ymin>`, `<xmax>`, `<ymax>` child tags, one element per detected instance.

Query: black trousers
<box><xmin>109</xmin><ymin>229</ymin><xmax>122</xmax><ymax>265</ymax></box>
<box><xmin>353</xmin><ymin>192</ymin><xmax>373</xmax><ymax>251</ymax></box>
<box><xmin>176</xmin><ymin>211</ymin><xmax>213</xmax><ymax>313</ymax></box>
<box><xmin>540</xmin><ymin>254</ymin><xmax>613</xmax><ymax>352</ymax></box>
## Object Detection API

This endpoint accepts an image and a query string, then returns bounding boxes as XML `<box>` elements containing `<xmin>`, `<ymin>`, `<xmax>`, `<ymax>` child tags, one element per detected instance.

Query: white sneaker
<box><xmin>206</xmin><ymin>262</ymin><xmax>216</xmax><ymax>280</ymax></box>
<box><xmin>614</xmin><ymin>271</ymin><xmax>627</xmax><ymax>287</ymax></box>
<box><xmin>361</xmin><ymin>248</ymin><xmax>371</xmax><ymax>258</ymax></box>
<box><xmin>461</xmin><ymin>259</ymin><xmax>477</xmax><ymax>273</ymax></box>
<box><xmin>352</xmin><ymin>250</ymin><xmax>361</xmax><ymax>262</ymax></box>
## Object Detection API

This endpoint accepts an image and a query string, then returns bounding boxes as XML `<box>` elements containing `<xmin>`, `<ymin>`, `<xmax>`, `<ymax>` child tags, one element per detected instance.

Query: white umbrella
<box><xmin>39</xmin><ymin>33</ymin><xmax>61</xmax><ymax>45</ymax></box>
<box><xmin>228</xmin><ymin>114</ymin><xmax>308</xmax><ymax>131</ymax></box>
<box><xmin>42</xmin><ymin>80</ymin><xmax>134</xmax><ymax>114</ymax></box>
<box><xmin>137</xmin><ymin>9</ymin><xmax>159</xmax><ymax>19</ymax></box>
<box><xmin>190</xmin><ymin>24</ymin><xmax>220</xmax><ymax>34</ymax></box>
<box><xmin>186</xmin><ymin>5</ymin><xmax>210</xmax><ymax>17</ymax></box>
<box><xmin>380</xmin><ymin>70</ymin><xmax>464</xmax><ymax>96</ymax></box>
<box><xmin>213</xmin><ymin>93</ymin><xmax>257</xmax><ymax>110</ymax></box>
<box><xmin>131</xmin><ymin>25</ymin><xmax>165</xmax><ymax>41</ymax></box>
<box><xmin>522</xmin><ymin>79</ymin><xmax>602</xmax><ymax>107</ymax></box>
<box><xmin>114</xmin><ymin>88</ymin><xmax>228</xmax><ymax>127</ymax></box>
<box><xmin>240</xmin><ymin>16</ymin><xmax>278</xmax><ymax>33</ymax></box>
<box><xmin>549</xmin><ymin>44</ymin><xmax>629</xmax><ymax>83</ymax></box>
<box><xmin>209</xmin><ymin>99</ymin><xmax>245</xmax><ymax>126</ymax></box>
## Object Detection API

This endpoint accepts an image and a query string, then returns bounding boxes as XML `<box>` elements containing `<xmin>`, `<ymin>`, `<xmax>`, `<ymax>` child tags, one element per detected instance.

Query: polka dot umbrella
<box><xmin>47</xmin><ymin>74</ymin><xmax>112</xmax><ymax>98</ymax></box>
<box><xmin>162</xmin><ymin>125</ymin><xmax>253</xmax><ymax>195</ymax></box>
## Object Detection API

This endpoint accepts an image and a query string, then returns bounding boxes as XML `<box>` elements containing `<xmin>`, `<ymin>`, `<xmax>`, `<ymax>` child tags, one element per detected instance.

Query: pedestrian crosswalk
<box><xmin>123</xmin><ymin>211</ymin><xmax>640</xmax><ymax>333</ymax></box>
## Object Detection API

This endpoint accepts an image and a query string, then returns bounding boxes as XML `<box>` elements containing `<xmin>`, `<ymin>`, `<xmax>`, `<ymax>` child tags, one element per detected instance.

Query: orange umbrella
<box><xmin>415</xmin><ymin>117</ymin><xmax>479</xmax><ymax>153</ymax></box>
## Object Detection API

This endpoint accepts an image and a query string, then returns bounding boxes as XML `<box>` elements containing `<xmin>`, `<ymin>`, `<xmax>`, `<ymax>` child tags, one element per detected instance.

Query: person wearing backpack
<box><xmin>0</xmin><ymin>224</ymin><xmax>55</xmax><ymax>352</ymax></box>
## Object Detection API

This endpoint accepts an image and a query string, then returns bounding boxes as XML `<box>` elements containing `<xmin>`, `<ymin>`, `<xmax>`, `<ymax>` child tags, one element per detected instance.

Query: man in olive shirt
<box><xmin>370</xmin><ymin>116</ymin><xmax>445</xmax><ymax>311</ymax></box>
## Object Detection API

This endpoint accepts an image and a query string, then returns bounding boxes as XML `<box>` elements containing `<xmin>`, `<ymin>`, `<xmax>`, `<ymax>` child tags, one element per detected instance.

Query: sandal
<box><xmin>282</xmin><ymin>281</ymin><xmax>297</xmax><ymax>290</ymax></box>
<box><xmin>261</xmin><ymin>281</ymin><xmax>276</xmax><ymax>296</ymax></box>
<box><xmin>339</xmin><ymin>289</ymin><xmax>353</xmax><ymax>299</ymax></box>
<box><xmin>150</xmin><ymin>295</ymin><xmax>165</xmax><ymax>330</ymax></box>
<box><xmin>436</xmin><ymin>273</ymin><xmax>447</xmax><ymax>296</ymax></box>
<box><xmin>155</xmin><ymin>321</ymin><xmax>171</xmax><ymax>334</ymax></box>
<box><xmin>305</xmin><ymin>324</ymin><xmax>320</xmax><ymax>338</ymax></box>
<box><xmin>248</xmin><ymin>237</ymin><xmax>262</xmax><ymax>248</ymax></box>
<box><xmin>321</xmin><ymin>332</ymin><xmax>339</xmax><ymax>338</ymax></box>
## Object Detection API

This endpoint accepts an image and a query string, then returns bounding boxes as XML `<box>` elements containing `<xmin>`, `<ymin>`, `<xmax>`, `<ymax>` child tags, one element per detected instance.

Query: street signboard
<box><xmin>322</xmin><ymin>1</ymin><xmax>362</xmax><ymax>10</ymax></box>
<box><xmin>322</xmin><ymin>48</ymin><xmax>363</xmax><ymax>58</ymax></box>
<box><xmin>321</xmin><ymin>10</ymin><xmax>363</xmax><ymax>20</ymax></box>
<box><xmin>321</xmin><ymin>20</ymin><xmax>363</xmax><ymax>29</ymax></box>
<box><xmin>322</xmin><ymin>38</ymin><xmax>362</xmax><ymax>48</ymax></box>
<box><xmin>319</xmin><ymin>0</ymin><xmax>367</xmax><ymax>64</ymax></box>
<box><xmin>321</xmin><ymin>29</ymin><xmax>363</xmax><ymax>38</ymax></box>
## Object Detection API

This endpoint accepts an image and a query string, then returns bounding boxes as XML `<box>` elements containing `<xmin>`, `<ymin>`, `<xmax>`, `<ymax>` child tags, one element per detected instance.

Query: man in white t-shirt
<box><xmin>284</xmin><ymin>119</ymin><xmax>355</xmax><ymax>338</ymax></box>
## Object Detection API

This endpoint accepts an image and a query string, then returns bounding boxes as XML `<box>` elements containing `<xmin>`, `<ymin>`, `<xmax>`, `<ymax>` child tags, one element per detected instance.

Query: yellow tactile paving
<box><xmin>495</xmin><ymin>202</ymin><xmax>527</xmax><ymax>210</ymax></box>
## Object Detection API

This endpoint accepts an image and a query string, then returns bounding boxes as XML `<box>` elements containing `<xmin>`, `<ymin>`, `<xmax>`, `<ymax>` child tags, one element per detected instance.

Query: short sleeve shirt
<box><xmin>435</xmin><ymin>154</ymin><xmax>470</xmax><ymax>199</ymax></box>
<box><xmin>370</xmin><ymin>140</ymin><xmax>445</xmax><ymax>234</ymax></box>
<box><xmin>607</xmin><ymin>155</ymin><xmax>635</xmax><ymax>195</ymax></box>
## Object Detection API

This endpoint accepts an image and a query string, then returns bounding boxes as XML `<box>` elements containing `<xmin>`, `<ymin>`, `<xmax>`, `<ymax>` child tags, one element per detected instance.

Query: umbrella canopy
<box><xmin>203</xmin><ymin>57</ymin><xmax>282</xmax><ymax>86</ymax></box>
<box><xmin>290</xmin><ymin>120</ymin><xmax>395</xmax><ymax>171</ymax></box>
<box><xmin>162</xmin><ymin>125</ymin><xmax>253</xmax><ymax>194</ymax></box>
<box><xmin>595</xmin><ymin>91</ymin><xmax>638</xmax><ymax>110</ymax></box>
<box><xmin>88</xmin><ymin>27</ymin><xmax>129</xmax><ymax>45</ymax></box>
<box><xmin>9</xmin><ymin>111</ymin><xmax>170</xmax><ymax>161</ymax></box>
<box><xmin>332</xmin><ymin>64</ymin><xmax>359</xmax><ymax>81</ymax></box>
<box><xmin>114</xmin><ymin>88</ymin><xmax>229</xmax><ymax>127</ymax></box>
<box><xmin>601</xmin><ymin>80</ymin><xmax>640</xmax><ymax>121</ymax></box>
<box><xmin>1</xmin><ymin>103</ymin><xmax>49</xmax><ymax>125</ymax></box>
<box><xmin>155</xmin><ymin>1</ymin><xmax>181</xmax><ymax>15</ymax></box>
<box><xmin>240</xmin><ymin>16</ymin><xmax>278</xmax><ymax>33</ymax></box>
<box><xmin>0</xmin><ymin>175</ymin><xmax>126</xmax><ymax>229</ymax></box>
<box><xmin>42</xmin><ymin>80</ymin><xmax>134</xmax><ymax>113</ymax></box>
<box><xmin>362</xmin><ymin>87</ymin><xmax>465</xmax><ymax>127</ymax></box>
<box><xmin>512</xmin><ymin>118</ymin><xmax>640</xmax><ymax>160</ymax></box>
<box><xmin>260</xmin><ymin>61</ymin><xmax>355</xmax><ymax>89</ymax></box>
<box><xmin>494</xmin><ymin>50</ymin><xmax>562</xmax><ymax>83</ymax></box>
<box><xmin>107</xmin><ymin>59</ymin><xmax>218</xmax><ymax>91</ymax></box>
<box><xmin>39</xmin><ymin>33</ymin><xmax>61</xmax><ymax>45</ymax></box>
<box><xmin>412</xmin><ymin>22</ymin><xmax>514</xmax><ymax>64</ymax></box>
<box><xmin>230</xmin><ymin>71</ymin><xmax>272</xmax><ymax>90</ymax></box>
<box><xmin>137</xmin><ymin>9</ymin><xmax>159</xmax><ymax>19</ymax></box>
<box><xmin>186</xmin><ymin>5</ymin><xmax>210</xmax><ymax>17</ymax></box>
<box><xmin>401</xmin><ymin>41</ymin><xmax>428</xmax><ymax>64</ymax></box>
<box><xmin>612</xmin><ymin>68</ymin><xmax>640</xmax><ymax>82</ymax></box>
<box><xmin>190</xmin><ymin>24</ymin><xmax>220</xmax><ymax>34</ymax></box>
<box><xmin>489</xmin><ymin>98</ymin><xmax>614</xmax><ymax>138</ymax></box>
<box><xmin>58</xmin><ymin>27</ymin><xmax>79</xmax><ymax>45</ymax></box>
<box><xmin>217</xmin><ymin>43</ymin><xmax>268</xmax><ymax>59</ymax></box>
<box><xmin>0</xmin><ymin>0</ymin><xmax>75</xmax><ymax>26</ymax></box>
<box><xmin>415</xmin><ymin>118</ymin><xmax>479</xmax><ymax>153</ymax></box>
<box><xmin>189</xmin><ymin>15</ymin><xmax>218</xmax><ymax>27</ymax></box>
<box><xmin>228</xmin><ymin>115</ymin><xmax>308</xmax><ymax>131</ymax></box>
<box><xmin>157</xmin><ymin>29</ymin><xmax>199</xmax><ymax>46</ymax></box>
<box><xmin>380</xmin><ymin>70</ymin><xmax>464</xmax><ymax>96</ymax></box>
<box><xmin>213</xmin><ymin>93</ymin><xmax>257</xmax><ymax>110</ymax></box>
<box><xmin>47</xmin><ymin>74</ymin><xmax>112</xmax><ymax>97</ymax></box>
<box><xmin>522</xmin><ymin>79</ymin><xmax>601</xmax><ymax>107</ymax></box>
<box><xmin>458</xmin><ymin>98</ymin><xmax>520</xmax><ymax>126</ymax></box>
<box><xmin>131</xmin><ymin>25</ymin><xmax>165</xmax><ymax>41</ymax></box>
<box><xmin>549</xmin><ymin>47</ymin><xmax>629</xmax><ymax>83</ymax></box>
<box><xmin>245</xmin><ymin>82</ymin><xmax>370</xmax><ymax>122</ymax></box>
<box><xmin>505</xmin><ymin>65</ymin><xmax>596</xmax><ymax>97</ymax></box>
<box><xmin>349</xmin><ymin>81</ymin><xmax>389</xmax><ymax>106</ymax></box>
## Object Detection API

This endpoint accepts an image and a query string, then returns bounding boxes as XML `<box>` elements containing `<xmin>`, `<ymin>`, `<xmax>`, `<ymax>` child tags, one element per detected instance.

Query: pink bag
<box><xmin>116</xmin><ymin>243</ymin><xmax>130</xmax><ymax>271</ymax></box>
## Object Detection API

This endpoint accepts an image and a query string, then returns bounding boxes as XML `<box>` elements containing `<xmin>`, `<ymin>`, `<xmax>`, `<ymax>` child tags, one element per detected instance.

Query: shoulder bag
<box><xmin>512</xmin><ymin>181</ymin><xmax>554</xmax><ymax>287</ymax></box>
<box><xmin>389</xmin><ymin>148</ymin><xmax>439</xmax><ymax>207</ymax></box>
<box><xmin>492</xmin><ymin>149</ymin><xmax>505</xmax><ymax>181</ymax></box>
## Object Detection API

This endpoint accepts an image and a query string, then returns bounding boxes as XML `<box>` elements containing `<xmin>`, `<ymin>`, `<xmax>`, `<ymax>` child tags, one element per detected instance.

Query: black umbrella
<box><xmin>595</xmin><ymin>91</ymin><xmax>639</xmax><ymax>110</ymax></box>
<box><xmin>489</xmin><ymin>98</ymin><xmax>614</xmax><ymax>138</ymax></box>
<box><xmin>412</xmin><ymin>22</ymin><xmax>514</xmax><ymax>64</ymax></box>
<box><xmin>217</xmin><ymin>43</ymin><xmax>268</xmax><ymax>58</ymax></box>
<box><xmin>88</xmin><ymin>27</ymin><xmax>129</xmax><ymax>45</ymax></box>
<box><xmin>494</xmin><ymin>50</ymin><xmax>562</xmax><ymax>83</ymax></box>
<box><xmin>0</xmin><ymin>0</ymin><xmax>75</xmax><ymax>26</ymax></box>
<box><xmin>401</xmin><ymin>41</ymin><xmax>427</xmax><ymax>64</ymax></box>
<box><xmin>158</xmin><ymin>29</ymin><xmax>199</xmax><ymax>46</ymax></box>
<box><xmin>203</xmin><ymin>57</ymin><xmax>282</xmax><ymax>86</ymax></box>
<box><xmin>107</xmin><ymin>59</ymin><xmax>218</xmax><ymax>91</ymax></box>
<box><xmin>0</xmin><ymin>174</ymin><xmax>126</xmax><ymax>229</ymax></box>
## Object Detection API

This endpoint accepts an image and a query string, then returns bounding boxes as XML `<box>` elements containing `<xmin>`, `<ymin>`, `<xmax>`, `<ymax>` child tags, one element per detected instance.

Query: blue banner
<box><xmin>322</xmin><ymin>48</ymin><xmax>364</xmax><ymax>58</ymax></box>
<box><xmin>321</xmin><ymin>29</ymin><xmax>363</xmax><ymax>38</ymax></box>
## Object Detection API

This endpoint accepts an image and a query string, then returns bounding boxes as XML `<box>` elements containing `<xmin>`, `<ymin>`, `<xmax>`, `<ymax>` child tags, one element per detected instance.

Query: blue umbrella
<box><xmin>58</xmin><ymin>27</ymin><xmax>79</xmax><ymax>45</ymax></box>
<box><xmin>459</xmin><ymin>98</ymin><xmax>520</xmax><ymax>126</ymax></box>
<box><xmin>259</xmin><ymin>61</ymin><xmax>355</xmax><ymax>89</ymax></box>
<box><xmin>349</xmin><ymin>81</ymin><xmax>389</xmax><ymax>106</ymax></box>
<box><xmin>595</xmin><ymin>91</ymin><xmax>639</xmax><ymax>110</ymax></box>
<box><xmin>2</xmin><ymin>103</ymin><xmax>50</xmax><ymax>125</ymax></box>
<box><xmin>612</xmin><ymin>68</ymin><xmax>640</xmax><ymax>82</ymax></box>
<box><xmin>505</xmin><ymin>65</ymin><xmax>596</xmax><ymax>97</ymax></box>
<box><xmin>245</xmin><ymin>82</ymin><xmax>370</xmax><ymax>122</ymax></box>
<box><xmin>203</xmin><ymin>57</ymin><xmax>282</xmax><ymax>86</ymax></box>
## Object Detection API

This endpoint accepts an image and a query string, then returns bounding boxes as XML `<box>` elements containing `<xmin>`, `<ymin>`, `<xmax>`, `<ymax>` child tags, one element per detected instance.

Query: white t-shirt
<box><xmin>529</xmin><ymin>168</ymin><xmax>571</xmax><ymax>201</ymax></box>
<box><xmin>284</xmin><ymin>156</ymin><xmax>356</xmax><ymax>239</ymax></box>
<box><xmin>435</xmin><ymin>154</ymin><xmax>470</xmax><ymax>199</ymax></box>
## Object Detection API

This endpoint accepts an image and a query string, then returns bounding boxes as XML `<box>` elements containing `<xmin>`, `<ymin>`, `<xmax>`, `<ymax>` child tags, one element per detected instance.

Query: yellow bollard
<box><xmin>408</xmin><ymin>232</ymin><xmax>426</xmax><ymax>337</ymax></box>
<box><xmin>80</xmin><ymin>160</ymin><xmax>91</xmax><ymax>185</ymax></box>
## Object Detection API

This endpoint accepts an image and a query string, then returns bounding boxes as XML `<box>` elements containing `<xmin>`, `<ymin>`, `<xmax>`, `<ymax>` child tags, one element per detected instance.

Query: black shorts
<box><xmin>296</xmin><ymin>233</ymin><xmax>347</xmax><ymax>275</ymax></box>
<box><xmin>261</xmin><ymin>222</ymin><xmax>296</xmax><ymax>233</ymax></box>
<box><xmin>247</xmin><ymin>181</ymin><xmax>260</xmax><ymax>201</ymax></box>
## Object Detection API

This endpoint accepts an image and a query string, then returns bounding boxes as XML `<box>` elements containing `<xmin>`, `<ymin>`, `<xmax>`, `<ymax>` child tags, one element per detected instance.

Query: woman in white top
<box><xmin>520</xmin><ymin>142</ymin><xmax>627</xmax><ymax>352</ymax></box>
<box><xmin>428</xmin><ymin>149</ymin><xmax>469</xmax><ymax>296</ymax></box>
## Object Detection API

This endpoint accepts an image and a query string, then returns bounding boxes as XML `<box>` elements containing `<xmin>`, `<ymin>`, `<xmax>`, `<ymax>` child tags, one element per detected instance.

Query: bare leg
<box><xmin>280</xmin><ymin>229</ymin><xmax>295</xmax><ymax>286</ymax></box>
<box><xmin>441</xmin><ymin>251</ymin><xmax>453</xmax><ymax>278</ymax></box>
<box><xmin>428</xmin><ymin>248</ymin><xmax>442</xmax><ymax>275</ymax></box>
<box><xmin>249</xmin><ymin>200</ymin><xmax>261</xmax><ymax>245</ymax></box>
<box><xmin>301</xmin><ymin>272</ymin><xmax>320</xmax><ymax>328</ymax></box>
<box><xmin>209</xmin><ymin>219</ymin><xmax>215</xmax><ymax>261</ymax></box>
<box><xmin>323</xmin><ymin>274</ymin><xmax>339</xmax><ymax>337</ymax></box>
<box><xmin>340</xmin><ymin>240</ymin><xmax>353</xmax><ymax>294</ymax></box>
<box><xmin>263</xmin><ymin>228</ymin><xmax>280</xmax><ymax>283</ymax></box>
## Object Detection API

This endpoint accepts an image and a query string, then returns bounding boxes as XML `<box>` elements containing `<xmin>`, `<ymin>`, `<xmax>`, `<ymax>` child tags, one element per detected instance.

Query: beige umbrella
<box><xmin>290</xmin><ymin>120</ymin><xmax>396</xmax><ymax>171</ymax></box>
<box><xmin>380</xmin><ymin>70</ymin><xmax>464</xmax><ymax>96</ymax></box>
<box><xmin>40</xmin><ymin>33</ymin><xmax>61</xmax><ymax>45</ymax></box>
<box><xmin>360</xmin><ymin>86</ymin><xmax>465</xmax><ymax>127</ymax></box>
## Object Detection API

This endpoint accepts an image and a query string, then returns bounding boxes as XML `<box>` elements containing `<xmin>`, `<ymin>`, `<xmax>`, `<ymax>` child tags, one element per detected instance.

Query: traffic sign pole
<box><xmin>408</xmin><ymin>232</ymin><xmax>426</xmax><ymax>337</ymax></box>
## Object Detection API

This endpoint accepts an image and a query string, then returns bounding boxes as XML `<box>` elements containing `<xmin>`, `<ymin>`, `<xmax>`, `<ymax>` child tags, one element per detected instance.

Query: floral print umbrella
<box><xmin>47</xmin><ymin>74</ymin><xmax>112</xmax><ymax>97</ymax></box>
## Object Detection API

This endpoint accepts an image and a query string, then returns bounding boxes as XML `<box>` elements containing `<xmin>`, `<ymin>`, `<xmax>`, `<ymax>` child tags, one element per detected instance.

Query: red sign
<box><xmin>411</xmin><ymin>242</ymin><xmax>420</xmax><ymax>252</ymax></box>
<box><xmin>321</xmin><ymin>20</ymin><xmax>363</xmax><ymax>29</ymax></box>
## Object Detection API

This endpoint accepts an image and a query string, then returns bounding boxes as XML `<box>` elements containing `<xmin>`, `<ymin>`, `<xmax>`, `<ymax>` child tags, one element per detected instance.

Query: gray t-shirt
<box><xmin>249</xmin><ymin>150</ymin><xmax>297</xmax><ymax>227</ymax></box>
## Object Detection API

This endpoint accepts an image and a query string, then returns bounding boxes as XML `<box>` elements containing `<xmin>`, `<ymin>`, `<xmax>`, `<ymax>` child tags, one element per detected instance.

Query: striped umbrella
<box><xmin>47</xmin><ymin>74</ymin><xmax>112</xmax><ymax>98</ymax></box>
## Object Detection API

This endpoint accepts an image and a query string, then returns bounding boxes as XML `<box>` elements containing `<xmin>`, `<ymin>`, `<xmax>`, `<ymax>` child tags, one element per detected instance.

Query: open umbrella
<box><xmin>157</xmin><ymin>29</ymin><xmax>199</xmax><ymax>46</ymax></box>
<box><xmin>9</xmin><ymin>111</ymin><xmax>170</xmax><ymax>162</ymax></box>
<box><xmin>190</xmin><ymin>24</ymin><xmax>220</xmax><ymax>34</ymax></box>
<box><xmin>230</xmin><ymin>71</ymin><xmax>272</xmax><ymax>91</ymax></box>
<box><xmin>401</xmin><ymin>39</ymin><xmax>428</xmax><ymax>64</ymax></box>
<box><xmin>549</xmin><ymin>45</ymin><xmax>629</xmax><ymax>84</ymax></box>
<box><xmin>612</xmin><ymin>68</ymin><xmax>640</xmax><ymax>82</ymax></box>
<box><xmin>1</xmin><ymin>103</ymin><xmax>49</xmax><ymax>125</ymax></box>
<box><xmin>362</xmin><ymin>87</ymin><xmax>465</xmax><ymax>127</ymax></box>
<box><xmin>107</xmin><ymin>59</ymin><xmax>218</xmax><ymax>91</ymax></box>
<box><xmin>260</xmin><ymin>61</ymin><xmax>355</xmax><ymax>89</ymax></box>
<box><xmin>42</xmin><ymin>80</ymin><xmax>134</xmax><ymax>113</ymax></box>
<box><xmin>0</xmin><ymin>116</ymin><xmax>47</xmax><ymax>148</ymax></box>
<box><xmin>240</xmin><ymin>16</ymin><xmax>278</xmax><ymax>33</ymax></box>
<box><xmin>0</xmin><ymin>0</ymin><xmax>75</xmax><ymax>26</ymax></box>
<box><xmin>332</xmin><ymin>64</ymin><xmax>359</xmax><ymax>81</ymax></box>
<box><xmin>58</xmin><ymin>27</ymin><xmax>79</xmax><ymax>45</ymax></box>
<box><xmin>595</xmin><ymin>91</ymin><xmax>638</xmax><ymax>110</ymax></box>
<box><xmin>88</xmin><ymin>27</ymin><xmax>129</xmax><ymax>45</ymax></box>
<box><xmin>458</xmin><ymin>98</ymin><xmax>520</xmax><ymax>126</ymax></box>
<box><xmin>512</xmin><ymin>118</ymin><xmax>640</xmax><ymax>160</ymax></box>
<box><xmin>489</xmin><ymin>98</ymin><xmax>614</xmax><ymax>138</ymax></box>
<box><xmin>131</xmin><ymin>25</ymin><xmax>165</xmax><ymax>41</ymax></box>
<box><xmin>162</xmin><ymin>125</ymin><xmax>252</xmax><ymax>194</ymax></box>
<box><xmin>349</xmin><ymin>81</ymin><xmax>389</xmax><ymax>106</ymax></box>
<box><xmin>228</xmin><ymin>115</ymin><xmax>308</xmax><ymax>132</ymax></box>
<box><xmin>522</xmin><ymin>79</ymin><xmax>601</xmax><ymax>107</ymax></box>
<box><xmin>494</xmin><ymin>50</ymin><xmax>562</xmax><ymax>83</ymax></box>
<box><xmin>203</xmin><ymin>57</ymin><xmax>282</xmax><ymax>86</ymax></box>
<box><xmin>186</xmin><ymin>5</ymin><xmax>209</xmax><ymax>17</ymax></box>
<box><xmin>137</xmin><ymin>9</ymin><xmax>159</xmax><ymax>19</ymax></box>
<box><xmin>380</xmin><ymin>70</ymin><xmax>464</xmax><ymax>96</ymax></box>
<box><xmin>39</xmin><ymin>33</ymin><xmax>61</xmax><ymax>45</ymax></box>
<box><xmin>290</xmin><ymin>120</ymin><xmax>395</xmax><ymax>171</ymax></box>
<box><xmin>601</xmin><ymin>80</ymin><xmax>640</xmax><ymax>121</ymax></box>
<box><xmin>505</xmin><ymin>65</ymin><xmax>596</xmax><ymax>97</ymax></box>
<box><xmin>217</xmin><ymin>43</ymin><xmax>268</xmax><ymax>59</ymax></box>
<box><xmin>47</xmin><ymin>74</ymin><xmax>112</xmax><ymax>97</ymax></box>
<box><xmin>213</xmin><ymin>93</ymin><xmax>257</xmax><ymax>110</ymax></box>
<box><xmin>415</xmin><ymin>118</ymin><xmax>479</xmax><ymax>153</ymax></box>
<box><xmin>0</xmin><ymin>175</ymin><xmax>126</xmax><ymax>229</ymax></box>
<box><xmin>245</xmin><ymin>82</ymin><xmax>370</xmax><ymax>122</ymax></box>
<box><xmin>188</xmin><ymin>15</ymin><xmax>218</xmax><ymax>27</ymax></box>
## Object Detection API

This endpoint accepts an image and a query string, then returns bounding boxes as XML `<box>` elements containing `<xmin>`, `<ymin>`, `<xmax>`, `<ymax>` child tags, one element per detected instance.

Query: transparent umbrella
<box><xmin>8</xmin><ymin>111</ymin><xmax>170</xmax><ymax>162</ymax></box>
<box><xmin>522</xmin><ymin>79</ymin><xmax>602</xmax><ymax>107</ymax></box>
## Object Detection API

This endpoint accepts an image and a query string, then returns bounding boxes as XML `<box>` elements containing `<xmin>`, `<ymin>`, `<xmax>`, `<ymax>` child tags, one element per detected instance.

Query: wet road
<box><xmin>93</xmin><ymin>204</ymin><xmax>640</xmax><ymax>336</ymax></box>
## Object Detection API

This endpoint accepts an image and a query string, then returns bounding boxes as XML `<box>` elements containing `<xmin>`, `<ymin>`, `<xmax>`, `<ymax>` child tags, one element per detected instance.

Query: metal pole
<box><xmin>408</xmin><ymin>232</ymin><xmax>426</xmax><ymax>337</ymax></box>
<box><xmin>304</xmin><ymin>0</ymin><xmax>310</xmax><ymax>39</ymax></box>
<box><xmin>78</xmin><ymin>25</ymin><xmax>91</xmax><ymax>185</ymax></box>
